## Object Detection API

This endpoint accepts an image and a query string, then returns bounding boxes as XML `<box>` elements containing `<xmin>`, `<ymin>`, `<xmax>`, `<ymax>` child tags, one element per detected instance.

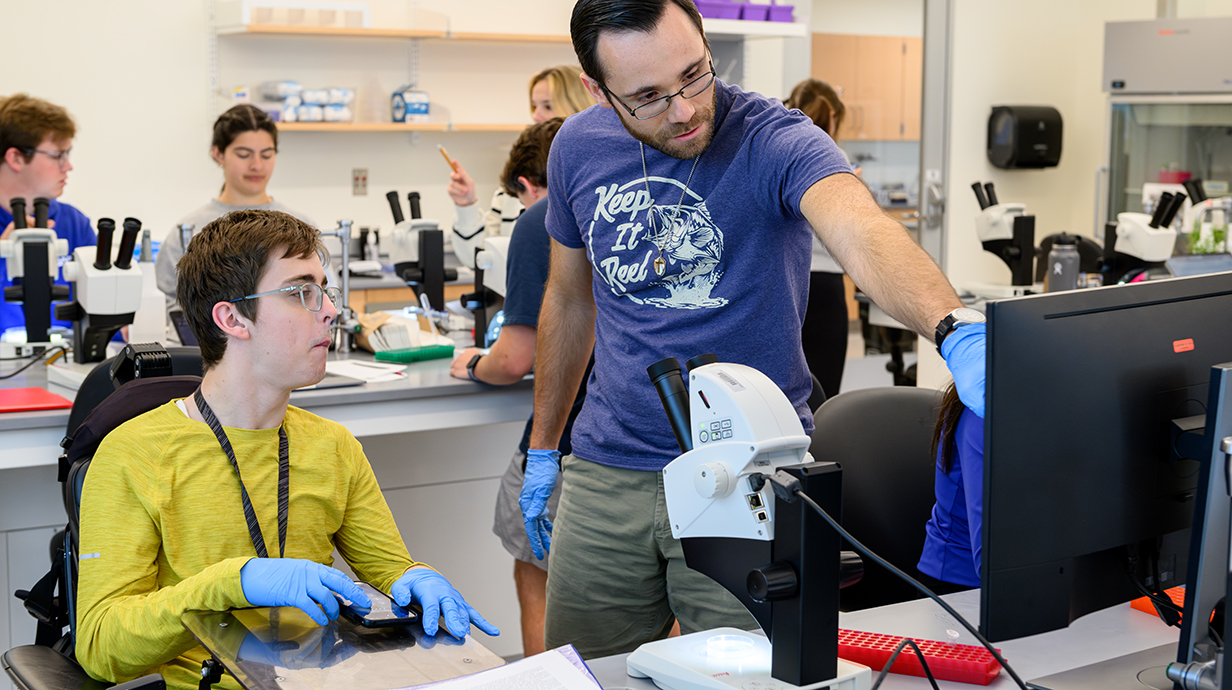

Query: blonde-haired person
<box><xmin>447</xmin><ymin>65</ymin><xmax>594</xmax><ymax>267</ymax></box>
<box><xmin>784</xmin><ymin>78</ymin><xmax>859</xmax><ymax>402</ymax></box>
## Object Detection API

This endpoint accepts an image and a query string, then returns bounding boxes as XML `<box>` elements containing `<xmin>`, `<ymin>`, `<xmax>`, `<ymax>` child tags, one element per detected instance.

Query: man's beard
<box><xmin>616</xmin><ymin>89</ymin><xmax>717</xmax><ymax>160</ymax></box>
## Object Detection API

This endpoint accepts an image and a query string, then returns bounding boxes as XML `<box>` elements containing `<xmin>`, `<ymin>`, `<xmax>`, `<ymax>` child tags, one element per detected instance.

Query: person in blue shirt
<box><xmin>0</xmin><ymin>94</ymin><xmax>95</xmax><ymax>338</ymax></box>
<box><xmin>448</xmin><ymin>118</ymin><xmax>593</xmax><ymax>657</ymax></box>
<box><xmin>918</xmin><ymin>383</ymin><xmax>984</xmax><ymax>588</ymax></box>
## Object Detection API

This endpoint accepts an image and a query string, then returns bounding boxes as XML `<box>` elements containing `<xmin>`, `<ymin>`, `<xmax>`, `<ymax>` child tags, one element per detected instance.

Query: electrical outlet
<box><xmin>352</xmin><ymin>168</ymin><xmax>368</xmax><ymax>196</ymax></box>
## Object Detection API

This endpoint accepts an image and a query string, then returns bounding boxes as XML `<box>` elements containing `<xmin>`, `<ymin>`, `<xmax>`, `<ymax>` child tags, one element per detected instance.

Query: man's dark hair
<box><xmin>571</xmin><ymin>0</ymin><xmax>710</xmax><ymax>86</ymax></box>
<box><xmin>211</xmin><ymin>104</ymin><xmax>279</xmax><ymax>155</ymax></box>
<box><xmin>176</xmin><ymin>209</ymin><xmax>324</xmax><ymax>371</ymax></box>
<box><xmin>502</xmin><ymin>118</ymin><xmax>564</xmax><ymax>197</ymax></box>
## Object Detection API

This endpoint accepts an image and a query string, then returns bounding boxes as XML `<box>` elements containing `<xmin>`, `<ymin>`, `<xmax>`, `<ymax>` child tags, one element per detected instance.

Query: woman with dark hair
<box><xmin>918</xmin><ymin>383</ymin><xmax>984</xmax><ymax>588</ymax></box>
<box><xmin>784</xmin><ymin>78</ymin><xmax>858</xmax><ymax>400</ymax></box>
<box><xmin>156</xmin><ymin>104</ymin><xmax>315</xmax><ymax>313</ymax></box>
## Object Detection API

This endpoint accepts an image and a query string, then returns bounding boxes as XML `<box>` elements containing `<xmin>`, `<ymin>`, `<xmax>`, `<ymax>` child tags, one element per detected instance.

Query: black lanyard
<box><xmin>194</xmin><ymin>388</ymin><xmax>288</xmax><ymax>559</ymax></box>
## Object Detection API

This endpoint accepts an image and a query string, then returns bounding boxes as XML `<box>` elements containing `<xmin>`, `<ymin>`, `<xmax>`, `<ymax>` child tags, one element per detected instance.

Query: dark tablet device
<box><xmin>169</xmin><ymin>309</ymin><xmax>198</xmax><ymax>346</ymax></box>
<box><xmin>338</xmin><ymin>582</ymin><xmax>419</xmax><ymax>628</ymax></box>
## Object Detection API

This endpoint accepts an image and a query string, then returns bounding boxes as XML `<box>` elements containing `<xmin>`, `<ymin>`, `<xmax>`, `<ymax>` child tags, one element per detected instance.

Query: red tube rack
<box><xmin>838</xmin><ymin>628</ymin><xmax>1003</xmax><ymax>686</ymax></box>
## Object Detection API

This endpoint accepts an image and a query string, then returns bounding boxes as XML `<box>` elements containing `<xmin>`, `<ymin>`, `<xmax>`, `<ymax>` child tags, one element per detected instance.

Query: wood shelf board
<box><xmin>278</xmin><ymin>122</ymin><xmax>449</xmax><ymax>132</ymax></box>
<box><xmin>218</xmin><ymin>24</ymin><xmax>447</xmax><ymax>39</ymax></box>
<box><xmin>445</xmin><ymin>32</ymin><xmax>571</xmax><ymax>43</ymax></box>
<box><xmin>449</xmin><ymin>123</ymin><xmax>528</xmax><ymax>132</ymax></box>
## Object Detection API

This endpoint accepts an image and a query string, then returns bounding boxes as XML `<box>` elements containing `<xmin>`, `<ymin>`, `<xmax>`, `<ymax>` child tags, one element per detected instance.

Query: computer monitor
<box><xmin>980</xmin><ymin>271</ymin><xmax>1232</xmax><ymax>642</ymax></box>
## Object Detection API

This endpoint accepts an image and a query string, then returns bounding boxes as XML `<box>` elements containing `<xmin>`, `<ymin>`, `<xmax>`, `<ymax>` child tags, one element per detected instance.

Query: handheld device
<box><xmin>337</xmin><ymin>581</ymin><xmax>420</xmax><ymax>628</ymax></box>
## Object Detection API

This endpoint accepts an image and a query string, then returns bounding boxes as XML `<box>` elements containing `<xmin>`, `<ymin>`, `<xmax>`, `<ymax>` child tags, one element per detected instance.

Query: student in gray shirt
<box><xmin>156</xmin><ymin>105</ymin><xmax>314</xmax><ymax>312</ymax></box>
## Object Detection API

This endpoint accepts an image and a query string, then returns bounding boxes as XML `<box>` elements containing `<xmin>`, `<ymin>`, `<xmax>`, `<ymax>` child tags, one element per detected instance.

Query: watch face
<box><xmin>953</xmin><ymin>308</ymin><xmax>986</xmax><ymax>323</ymax></box>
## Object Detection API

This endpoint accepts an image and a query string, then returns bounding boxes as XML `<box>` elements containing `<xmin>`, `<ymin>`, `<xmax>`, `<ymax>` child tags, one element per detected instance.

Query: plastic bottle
<box><xmin>129</xmin><ymin>228</ymin><xmax>167</xmax><ymax>344</ymax></box>
<box><xmin>1045</xmin><ymin>234</ymin><xmax>1080</xmax><ymax>292</ymax></box>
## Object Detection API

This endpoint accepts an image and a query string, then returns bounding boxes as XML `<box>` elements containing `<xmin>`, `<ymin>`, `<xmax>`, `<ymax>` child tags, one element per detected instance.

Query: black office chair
<box><xmin>809</xmin><ymin>386</ymin><xmax>942</xmax><ymax>611</ymax></box>
<box><xmin>6</xmin><ymin>346</ymin><xmax>203</xmax><ymax>690</ymax></box>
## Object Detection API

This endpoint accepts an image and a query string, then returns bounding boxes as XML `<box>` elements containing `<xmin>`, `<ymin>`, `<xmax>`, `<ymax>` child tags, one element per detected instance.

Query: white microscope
<box><xmin>626</xmin><ymin>355</ymin><xmax>870</xmax><ymax>690</ymax></box>
<box><xmin>965</xmin><ymin>182</ymin><xmax>1039</xmax><ymax>299</ymax></box>
<box><xmin>0</xmin><ymin>198</ymin><xmax>70</xmax><ymax>351</ymax></box>
<box><xmin>1102</xmin><ymin>189</ymin><xmax>1186</xmax><ymax>283</ymax></box>
<box><xmin>384</xmin><ymin>190</ymin><xmax>457</xmax><ymax>314</ymax></box>
<box><xmin>58</xmin><ymin>218</ymin><xmax>144</xmax><ymax>363</ymax></box>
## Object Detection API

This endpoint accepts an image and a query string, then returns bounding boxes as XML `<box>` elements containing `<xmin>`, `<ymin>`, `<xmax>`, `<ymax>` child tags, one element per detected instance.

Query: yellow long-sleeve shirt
<box><xmin>75</xmin><ymin>401</ymin><xmax>425</xmax><ymax>689</ymax></box>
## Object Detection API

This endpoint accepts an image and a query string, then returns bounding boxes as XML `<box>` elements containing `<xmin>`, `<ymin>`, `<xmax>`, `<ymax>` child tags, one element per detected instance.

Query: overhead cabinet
<box><xmin>810</xmin><ymin>33</ymin><xmax>922</xmax><ymax>142</ymax></box>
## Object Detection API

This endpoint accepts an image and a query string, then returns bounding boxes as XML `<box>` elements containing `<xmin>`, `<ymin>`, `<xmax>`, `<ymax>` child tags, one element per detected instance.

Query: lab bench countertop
<box><xmin>0</xmin><ymin>349</ymin><xmax>533</xmax><ymax>470</ymax></box>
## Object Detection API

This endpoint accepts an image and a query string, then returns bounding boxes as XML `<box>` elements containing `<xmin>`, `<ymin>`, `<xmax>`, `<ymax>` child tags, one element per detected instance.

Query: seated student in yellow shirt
<box><xmin>74</xmin><ymin>209</ymin><xmax>498</xmax><ymax>689</ymax></box>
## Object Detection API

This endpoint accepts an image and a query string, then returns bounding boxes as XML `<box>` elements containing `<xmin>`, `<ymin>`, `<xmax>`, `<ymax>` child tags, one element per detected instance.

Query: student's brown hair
<box><xmin>211</xmin><ymin>104</ymin><xmax>279</xmax><ymax>156</ymax></box>
<box><xmin>0</xmin><ymin>94</ymin><xmax>77</xmax><ymax>163</ymax></box>
<box><xmin>176</xmin><ymin>209</ymin><xmax>324</xmax><ymax>371</ymax></box>
<box><xmin>784</xmin><ymin>79</ymin><xmax>845</xmax><ymax>140</ymax></box>
<box><xmin>931</xmin><ymin>383</ymin><xmax>967</xmax><ymax>473</ymax></box>
<box><xmin>501</xmin><ymin>118</ymin><xmax>565</xmax><ymax>197</ymax></box>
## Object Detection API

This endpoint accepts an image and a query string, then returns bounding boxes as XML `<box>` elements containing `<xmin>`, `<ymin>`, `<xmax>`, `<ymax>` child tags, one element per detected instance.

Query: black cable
<box><xmin>0</xmin><ymin>346</ymin><xmax>68</xmax><ymax>380</ymax></box>
<box><xmin>871</xmin><ymin>637</ymin><xmax>940</xmax><ymax>690</ymax></box>
<box><xmin>792</xmin><ymin>487</ymin><xmax>1035</xmax><ymax>690</ymax></box>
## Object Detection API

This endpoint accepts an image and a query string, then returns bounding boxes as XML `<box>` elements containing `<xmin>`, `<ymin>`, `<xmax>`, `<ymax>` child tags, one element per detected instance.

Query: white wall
<box><xmin>811</xmin><ymin>0</ymin><xmax>923</xmax><ymax>36</ymax></box>
<box><xmin>0</xmin><ymin>0</ymin><xmax>577</xmax><ymax>245</ymax></box>
<box><xmin>940</xmin><ymin>0</ymin><xmax>1159</xmax><ymax>289</ymax></box>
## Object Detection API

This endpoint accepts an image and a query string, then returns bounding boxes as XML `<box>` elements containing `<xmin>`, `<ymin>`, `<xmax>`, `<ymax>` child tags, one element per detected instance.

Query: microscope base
<box><xmin>964</xmin><ymin>281</ymin><xmax>1042</xmax><ymax>300</ymax></box>
<box><xmin>627</xmin><ymin>628</ymin><xmax>871</xmax><ymax>690</ymax></box>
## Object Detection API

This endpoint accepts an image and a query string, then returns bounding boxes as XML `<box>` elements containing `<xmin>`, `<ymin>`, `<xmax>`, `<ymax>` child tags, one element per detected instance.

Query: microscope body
<box><xmin>61</xmin><ymin>247</ymin><xmax>142</xmax><ymax>363</ymax></box>
<box><xmin>1</xmin><ymin>227</ymin><xmax>71</xmax><ymax>344</ymax></box>
<box><xmin>632</xmin><ymin>361</ymin><xmax>869</xmax><ymax>690</ymax></box>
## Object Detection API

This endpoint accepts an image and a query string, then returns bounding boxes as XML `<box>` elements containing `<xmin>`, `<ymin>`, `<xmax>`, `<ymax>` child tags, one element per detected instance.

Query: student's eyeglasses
<box><xmin>602</xmin><ymin>60</ymin><xmax>716</xmax><ymax>120</ymax></box>
<box><xmin>229</xmin><ymin>283</ymin><xmax>341</xmax><ymax>312</ymax></box>
<box><xmin>18</xmin><ymin>146</ymin><xmax>72</xmax><ymax>170</ymax></box>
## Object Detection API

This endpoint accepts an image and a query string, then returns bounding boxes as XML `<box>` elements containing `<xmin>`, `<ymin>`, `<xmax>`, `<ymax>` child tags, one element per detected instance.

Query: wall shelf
<box><xmin>277</xmin><ymin>122</ymin><xmax>529</xmax><ymax>133</ymax></box>
<box><xmin>215</xmin><ymin>19</ymin><xmax>807</xmax><ymax>42</ymax></box>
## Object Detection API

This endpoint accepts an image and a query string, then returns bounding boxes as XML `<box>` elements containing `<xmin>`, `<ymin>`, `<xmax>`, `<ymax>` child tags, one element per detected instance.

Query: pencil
<box><xmin>438</xmin><ymin>145</ymin><xmax>458</xmax><ymax>173</ymax></box>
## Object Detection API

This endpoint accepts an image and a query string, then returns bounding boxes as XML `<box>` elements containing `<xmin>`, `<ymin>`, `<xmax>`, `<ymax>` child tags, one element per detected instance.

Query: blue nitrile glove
<box><xmin>940</xmin><ymin>322</ymin><xmax>987</xmax><ymax>419</ymax></box>
<box><xmin>390</xmin><ymin>568</ymin><xmax>500</xmax><ymax>638</ymax></box>
<box><xmin>239</xmin><ymin>558</ymin><xmax>370</xmax><ymax>626</ymax></box>
<box><xmin>519</xmin><ymin>449</ymin><xmax>561</xmax><ymax>560</ymax></box>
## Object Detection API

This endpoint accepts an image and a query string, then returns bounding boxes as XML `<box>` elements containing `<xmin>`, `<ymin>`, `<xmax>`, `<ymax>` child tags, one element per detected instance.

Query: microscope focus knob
<box><xmin>694</xmin><ymin>462</ymin><xmax>733</xmax><ymax>499</ymax></box>
<box><xmin>747</xmin><ymin>562</ymin><xmax>798</xmax><ymax>603</ymax></box>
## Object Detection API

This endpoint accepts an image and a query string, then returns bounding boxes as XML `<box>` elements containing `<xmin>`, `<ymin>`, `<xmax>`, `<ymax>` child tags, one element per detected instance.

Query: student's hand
<box><xmin>390</xmin><ymin>567</ymin><xmax>500</xmax><ymax>638</ymax></box>
<box><xmin>519</xmin><ymin>449</ymin><xmax>560</xmax><ymax>559</ymax></box>
<box><xmin>941</xmin><ymin>323</ymin><xmax>986</xmax><ymax>418</ymax></box>
<box><xmin>446</xmin><ymin>162</ymin><xmax>478</xmax><ymax>207</ymax></box>
<box><xmin>239</xmin><ymin>558</ymin><xmax>370</xmax><ymax>626</ymax></box>
<box><xmin>449</xmin><ymin>347</ymin><xmax>482</xmax><ymax>380</ymax></box>
<box><xmin>1</xmin><ymin>216</ymin><xmax>54</xmax><ymax>240</ymax></box>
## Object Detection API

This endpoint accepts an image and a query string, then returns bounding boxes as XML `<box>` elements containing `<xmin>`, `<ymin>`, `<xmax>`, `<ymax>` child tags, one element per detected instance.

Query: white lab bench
<box><xmin>0</xmin><ymin>351</ymin><xmax>534</xmax><ymax>673</ymax></box>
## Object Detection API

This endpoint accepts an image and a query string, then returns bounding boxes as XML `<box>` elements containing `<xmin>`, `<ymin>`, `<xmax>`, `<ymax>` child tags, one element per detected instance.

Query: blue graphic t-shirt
<box><xmin>0</xmin><ymin>200</ymin><xmax>96</xmax><ymax>335</ymax></box>
<box><xmin>545</xmin><ymin>80</ymin><xmax>851</xmax><ymax>471</ymax></box>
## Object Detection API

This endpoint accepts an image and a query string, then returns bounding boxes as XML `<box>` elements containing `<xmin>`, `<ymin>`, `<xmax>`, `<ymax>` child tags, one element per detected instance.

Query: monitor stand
<box><xmin>1027</xmin><ymin>643</ymin><xmax>1174</xmax><ymax>690</ymax></box>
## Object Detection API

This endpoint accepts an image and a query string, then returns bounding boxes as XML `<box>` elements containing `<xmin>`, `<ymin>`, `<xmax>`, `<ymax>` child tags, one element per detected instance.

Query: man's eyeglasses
<box><xmin>603</xmin><ymin>60</ymin><xmax>716</xmax><ymax>120</ymax></box>
<box><xmin>18</xmin><ymin>146</ymin><xmax>71</xmax><ymax>170</ymax></box>
<box><xmin>230</xmin><ymin>283</ymin><xmax>341</xmax><ymax>313</ymax></box>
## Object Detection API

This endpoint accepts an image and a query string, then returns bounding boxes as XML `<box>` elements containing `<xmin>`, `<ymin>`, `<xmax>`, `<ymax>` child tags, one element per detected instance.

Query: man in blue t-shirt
<box><xmin>0</xmin><ymin>94</ymin><xmax>96</xmax><ymax>337</ymax></box>
<box><xmin>520</xmin><ymin>0</ymin><xmax>990</xmax><ymax>658</ymax></box>
<box><xmin>449</xmin><ymin>118</ymin><xmax>590</xmax><ymax>657</ymax></box>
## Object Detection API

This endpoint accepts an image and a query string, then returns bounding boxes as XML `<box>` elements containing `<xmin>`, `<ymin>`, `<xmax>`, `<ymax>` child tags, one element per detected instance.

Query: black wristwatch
<box><xmin>466</xmin><ymin>353</ymin><xmax>485</xmax><ymax>384</ymax></box>
<box><xmin>934</xmin><ymin>308</ymin><xmax>986</xmax><ymax>353</ymax></box>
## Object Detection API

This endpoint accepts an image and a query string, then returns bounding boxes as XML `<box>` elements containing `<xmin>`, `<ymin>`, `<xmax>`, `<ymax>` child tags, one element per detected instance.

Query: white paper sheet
<box><xmin>397</xmin><ymin>645</ymin><xmax>601</xmax><ymax>690</ymax></box>
<box><xmin>325</xmin><ymin>359</ymin><xmax>408</xmax><ymax>383</ymax></box>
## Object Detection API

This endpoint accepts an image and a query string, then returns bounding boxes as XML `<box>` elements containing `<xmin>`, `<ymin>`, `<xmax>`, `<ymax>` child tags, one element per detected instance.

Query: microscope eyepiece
<box><xmin>408</xmin><ymin>192</ymin><xmax>422</xmax><ymax>220</ymax></box>
<box><xmin>114</xmin><ymin>218</ymin><xmax>141</xmax><ymax>270</ymax></box>
<box><xmin>386</xmin><ymin>191</ymin><xmax>405</xmax><ymax>224</ymax></box>
<box><xmin>33</xmin><ymin>198</ymin><xmax>50</xmax><ymax>228</ymax></box>
<box><xmin>648</xmin><ymin>357</ymin><xmax>694</xmax><ymax>454</ymax></box>
<box><xmin>9</xmin><ymin>199</ymin><xmax>27</xmax><ymax>229</ymax></box>
<box><xmin>95</xmin><ymin>218</ymin><xmax>116</xmax><ymax>270</ymax></box>
<box><xmin>685</xmin><ymin>353</ymin><xmax>718</xmax><ymax>372</ymax></box>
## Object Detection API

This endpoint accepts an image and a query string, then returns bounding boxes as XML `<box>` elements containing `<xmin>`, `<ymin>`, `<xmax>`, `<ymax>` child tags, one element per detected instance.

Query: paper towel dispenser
<box><xmin>987</xmin><ymin>106</ymin><xmax>1063</xmax><ymax>169</ymax></box>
